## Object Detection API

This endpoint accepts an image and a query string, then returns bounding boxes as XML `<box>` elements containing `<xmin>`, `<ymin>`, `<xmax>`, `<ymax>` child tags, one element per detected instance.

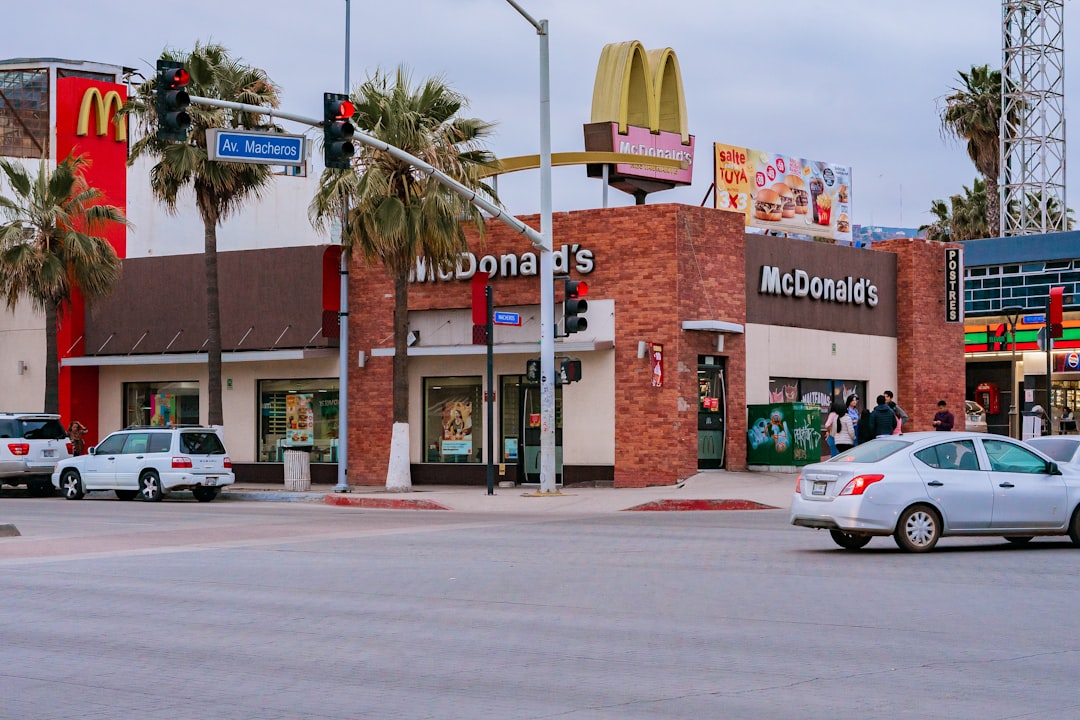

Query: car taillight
<box><xmin>223</xmin><ymin>456</ymin><xmax>232</xmax><ymax>469</ymax></box>
<box><xmin>795</xmin><ymin>474</ymin><xmax>802</xmax><ymax>493</ymax></box>
<box><xmin>7</xmin><ymin>443</ymin><xmax>29</xmax><ymax>456</ymax></box>
<box><xmin>66</xmin><ymin>442</ymin><xmax>73</xmax><ymax>455</ymax></box>
<box><xmin>839</xmin><ymin>474</ymin><xmax>885</xmax><ymax>496</ymax></box>
<box><xmin>172</xmin><ymin>456</ymin><xmax>193</xmax><ymax>469</ymax></box>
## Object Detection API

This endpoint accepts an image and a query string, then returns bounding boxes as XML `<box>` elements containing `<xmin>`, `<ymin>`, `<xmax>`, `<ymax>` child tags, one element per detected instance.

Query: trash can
<box><xmin>283</xmin><ymin>448</ymin><xmax>311</xmax><ymax>491</ymax></box>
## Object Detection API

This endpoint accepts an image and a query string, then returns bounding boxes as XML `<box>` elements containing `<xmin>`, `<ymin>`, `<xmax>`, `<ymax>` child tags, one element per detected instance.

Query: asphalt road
<box><xmin>3</xmin><ymin>499</ymin><xmax>1080</xmax><ymax>719</ymax></box>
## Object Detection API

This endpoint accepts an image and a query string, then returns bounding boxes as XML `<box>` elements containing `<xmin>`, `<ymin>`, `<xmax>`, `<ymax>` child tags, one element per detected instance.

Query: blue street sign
<box><xmin>207</xmin><ymin>129</ymin><xmax>306</xmax><ymax>166</ymax></box>
<box><xmin>1023</xmin><ymin>314</ymin><xmax>1046</xmax><ymax>325</ymax></box>
<box><xmin>492</xmin><ymin>311</ymin><xmax>521</xmax><ymax>326</ymax></box>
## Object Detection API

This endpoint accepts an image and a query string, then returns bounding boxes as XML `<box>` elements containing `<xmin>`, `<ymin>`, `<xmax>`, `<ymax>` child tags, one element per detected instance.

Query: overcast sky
<box><xmin>8</xmin><ymin>0</ymin><xmax>1077</xmax><ymax>231</ymax></box>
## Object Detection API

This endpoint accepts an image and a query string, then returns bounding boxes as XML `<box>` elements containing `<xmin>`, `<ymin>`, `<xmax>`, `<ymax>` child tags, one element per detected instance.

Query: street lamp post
<box><xmin>1003</xmin><ymin>305</ymin><xmax>1023</xmax><ymax>439</ymax></box>
<box><xmin>506</xmin><ymin>1</ymin><xmax>557</xmax><ymax>494</ymax></box>
<box><xmin>334</xmin><ymin>0</ymin><xmax>352</xmax><ymax>492</ymax></box>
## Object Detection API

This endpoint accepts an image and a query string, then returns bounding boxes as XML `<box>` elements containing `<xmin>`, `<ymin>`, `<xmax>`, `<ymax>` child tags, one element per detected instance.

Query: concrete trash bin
<box><xmin>283</xmin><ymin>449</ymin><xmax>311</xmax><ymax>491</ymax></box>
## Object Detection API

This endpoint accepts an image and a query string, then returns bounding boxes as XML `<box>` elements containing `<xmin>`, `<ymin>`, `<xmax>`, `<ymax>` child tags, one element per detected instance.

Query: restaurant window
<box><xmin>258</xmin><ymin>379</ymin><xmax>339</xmax><ymax>463</ymax></box>
<box><xmin>424</xmin><ymin>377</ymin><xmax>483</xmax><ymax>463</ymax></box>
<box><xmin>0</xmin><ymin>68</ymin><xmax>49</xmax><ymax>158</ymax></box>
<box><xmin>123</xmin><ymin>381</ymin><xmax>200</xmax><ymax>428</ymax></box>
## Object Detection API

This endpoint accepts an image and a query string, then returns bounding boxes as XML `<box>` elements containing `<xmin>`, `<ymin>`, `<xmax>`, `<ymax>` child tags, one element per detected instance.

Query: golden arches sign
<box><xmin>76</xmin><ymin>88</ymin><xmax>126</xmax><ymax>142</ymax></box>
<box><xmin>590</xmin><ymin>40</ymin><xmax>689</xmax><ymax>144</ymax></box>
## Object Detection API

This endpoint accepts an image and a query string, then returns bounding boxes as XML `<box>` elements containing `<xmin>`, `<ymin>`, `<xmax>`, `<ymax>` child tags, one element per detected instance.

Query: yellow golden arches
<box><xmin>590</xmin><ymin>40</ymin><xmax>689</xmax><ymax>144</ymax></box>
<box><xmin>475</xmin><ymin>151</ymin><xmax>687</xmax><ymax>178</ymax></box>
<box><xmin>76</xmin><ymin>88</ymin><xmax>127</xmax><ymax>142</ymax></box>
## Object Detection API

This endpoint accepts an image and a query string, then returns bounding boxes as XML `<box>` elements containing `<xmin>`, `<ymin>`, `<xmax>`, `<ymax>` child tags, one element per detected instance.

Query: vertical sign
<box><xmin>650</xmin><ymin>343</ymin><xmax>664</xmax><ymax>387</ymax></box>
<box><xmin>944</xmin><ymin>247</ymin><xmax>963</xmax><ymax>323</ymax></box>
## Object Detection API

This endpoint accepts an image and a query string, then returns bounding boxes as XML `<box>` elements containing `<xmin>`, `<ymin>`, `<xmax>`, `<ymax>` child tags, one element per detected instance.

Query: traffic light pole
<box><xmin>335</xmin><ymin>0</ymin><xmax>351</xmax><ymax>492</ymax></box>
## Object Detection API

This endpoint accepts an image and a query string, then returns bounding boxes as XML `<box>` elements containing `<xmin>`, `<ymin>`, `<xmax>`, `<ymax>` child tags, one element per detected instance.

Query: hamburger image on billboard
<box><xmin>713</xmin><ymin>143</ymin><xmax>853</xmax><ymax>243</ymax></box>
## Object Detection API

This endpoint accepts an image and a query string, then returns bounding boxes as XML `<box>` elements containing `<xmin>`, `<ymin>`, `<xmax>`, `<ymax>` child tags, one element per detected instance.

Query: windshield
<box><xmin>1026</xmin><ymin>438</ymin><xmax>1079</xmax><ymax>463</ymax></box>
<box><xmin>831</xmin><ymin>438</ymin><xmax>909</xmax><ymax>463</ymax></box>
<box><xmin>18</xmin><ymin>419</ymin><xmax>67</xmax><ymax>440</ymax></box>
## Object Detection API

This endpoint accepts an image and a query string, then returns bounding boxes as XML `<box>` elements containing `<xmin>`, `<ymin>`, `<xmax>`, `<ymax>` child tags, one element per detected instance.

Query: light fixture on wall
<box><xmin>637</xmin><ymin>341</ymin><xmax>648</xmax><ymax>359</ymax></box>
<box><xmin>16</xmin><ymin>360</ymin><xmax>26</xmax><ymax>375</ymax></box>
<box><xmin>357</xmin><ymin>350</ymin><xmax>366</xmax><ymax>368</ymax></box>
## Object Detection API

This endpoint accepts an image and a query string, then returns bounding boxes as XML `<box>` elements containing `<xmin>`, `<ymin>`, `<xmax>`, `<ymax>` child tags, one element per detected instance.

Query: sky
<box><xmin>6</xmin><ymin>0</ymin><xmax>1078</xmax><ymax>231</ymax></box>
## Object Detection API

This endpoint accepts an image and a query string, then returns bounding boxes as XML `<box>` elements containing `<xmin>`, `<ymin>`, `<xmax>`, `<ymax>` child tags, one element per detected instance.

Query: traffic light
<box><xmin>156</xmin><ymin>60</ymin><xmax>191</xmax><ymax>142</ymax></box>
<box><xmin>563</xmin><ymin>278</ymin><xmax>589</xmax><ymax>335</ymax></box>
<box><xmin>1050</xmin><ymin>286</ymin><xmax>1064</xmax><ymax>338</ymax></box>
<box><xmin>560</xmin><ymin>358</ymin><xmax>582</xmax><ymax>384</ymax></box>
<box><xmin>323</xmin><ymin>92</ymin><xmax>355</xmax><ymax>169</ymax></box>
<box><xmin>525</xmin><ymin>358</ymin><xmax>540</xmax><ymax>383</ymax></box>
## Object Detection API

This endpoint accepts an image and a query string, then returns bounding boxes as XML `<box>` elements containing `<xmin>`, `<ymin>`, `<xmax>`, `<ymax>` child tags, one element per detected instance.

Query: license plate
<box><xmin>812</xmin><ymin>481</ymin><xmax>827</xmax><ymax>496</ymax></box>
<box><xmin>43</xmin><ymin>449</ymin><xmax>55</xmax><ymax>458</ymax></box>
<box><xmin>204</xmin><ymin>478</ymin><xmax>218</xmax><ymax>486</ymax></box>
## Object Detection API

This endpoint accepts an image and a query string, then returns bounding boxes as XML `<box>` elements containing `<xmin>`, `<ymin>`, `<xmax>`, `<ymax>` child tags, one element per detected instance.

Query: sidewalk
<box><xmin>220</xmin><ymin>469</ymin><xmax>797</xmax><ymax>513</ymax></box>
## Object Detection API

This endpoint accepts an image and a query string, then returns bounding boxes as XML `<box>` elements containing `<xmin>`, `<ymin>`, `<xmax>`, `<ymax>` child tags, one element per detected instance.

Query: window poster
<box><xmin>150</xmin><ymin>393</ymin><xmax>176</xmax><ymax>427</ymax></box>
<box><xmin>285</xmin><ymin>393</ymin><xmax>315</xmax><ymax>446</ymax></box>
<box><xmin>441</xmin><ymin>400</ymin><xmax>473</xmax><ymax>456</ymax></box>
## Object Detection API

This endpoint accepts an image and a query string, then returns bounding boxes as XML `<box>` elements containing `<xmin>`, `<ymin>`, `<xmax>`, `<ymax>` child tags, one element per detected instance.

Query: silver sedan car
<box><xmin>789</xmin><ymin>431</ymin><xmax>1080</xmax><ymax>552</ymax></box>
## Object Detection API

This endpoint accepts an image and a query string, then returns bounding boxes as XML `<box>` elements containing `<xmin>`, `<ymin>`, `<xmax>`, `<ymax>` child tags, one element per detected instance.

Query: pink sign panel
<box><xmin>611</xmin><ymin>125</ymin><xmax>695</xmax><ymax>184</ymax></box>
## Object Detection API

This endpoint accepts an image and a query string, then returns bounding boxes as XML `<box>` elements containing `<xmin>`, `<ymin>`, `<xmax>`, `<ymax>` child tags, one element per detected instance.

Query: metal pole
<box><xmin>1010</xmin><ymin>316</ymin><xmax>1019</xmax><ymax>439</ymax></box>
<box><xmin>1046</xmin><ymin>298</ymin><xmax>1054</xmax><ymax>435</ymax></box>
<box><xmin>334</xmin><ymin>0</ymin><xmax>351</xmax><ymax>491</ymax></box>
<box><xmin>486</xmin><ymin>285</ymin><xmax>495</xmax><ymax>495</ymax></box>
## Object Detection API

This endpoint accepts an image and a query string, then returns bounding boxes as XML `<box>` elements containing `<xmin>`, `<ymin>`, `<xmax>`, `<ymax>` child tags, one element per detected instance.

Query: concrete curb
<box><xmin>0</xmin><ymin>523</ymin><xmax>21</xmax><ymax>537</ymax></box>
<box><xmin>219</xmin><ymin>491</ymin><xmax>328</xmax><ymax>503</ymax></box>
<box><xmin>324</xmin><ymin>495</ymin><xmax>451</xmax><ymax>510</ymax></box>
<box><xmin>623</xmin><ymin>499</ymin><xmax>779</xmax><ymax>511</ymax></box>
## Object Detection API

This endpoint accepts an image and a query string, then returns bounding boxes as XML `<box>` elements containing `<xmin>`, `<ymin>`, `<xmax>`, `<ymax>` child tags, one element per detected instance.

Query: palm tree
<box><xmin>309</xmin><ymin>66</ymin><xmax>497</xmax><ymax>491</ymax></box>
<box><xmin>920</xmin><ymin>178</ymin><xmax>990</xmax><ymax>242</ymax></box>
<box><xmin>125</xmin><ymin>41</ymin><xmax>281</xmax><ymax>426</ymax></box>
<box><xmin>0</xmin><ymin>153</ymin><xmax>127</xmax><ymax>412</ymax></box>
<box><xmin>941</xmin><ymin>65</ymin><xmax>1002</xmax><ymax>234</ymax></box>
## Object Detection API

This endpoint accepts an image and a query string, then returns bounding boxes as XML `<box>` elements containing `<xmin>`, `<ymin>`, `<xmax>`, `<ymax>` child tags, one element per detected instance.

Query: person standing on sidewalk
<box><xmin>67</xmin><ymin>419</ymin><xmax>88</xmax><ymax>456</ymax></box>
<box><xmin>932</xmin><ymin>400</ymin><xmax>955</xmax><ymax>431</ymax></box>
<box><xmin>884</xmin><ymin>390</ymin><xmax>909</xmax><ymax>434</ymax></box>
<box><xmin>824</xmin><ymin>399</ymin><xmax>844</xmax><ymax>457</ymax></box>
<box><xmin>834</xmin><ymin>399</ymin><xmax>858</xmax><ymax>454</ymax></box>
<box><xmin>868</xmin><ymin>395</ymin><xmax>898</xmax><ymax>438</ymax></box>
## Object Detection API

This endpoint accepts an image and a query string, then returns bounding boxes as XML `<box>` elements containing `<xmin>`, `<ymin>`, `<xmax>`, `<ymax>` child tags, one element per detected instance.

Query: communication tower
<box><xmin>1000</xmin><ymin>0</ymin><xmax>1066</xmax><ymax>236</ymax></box>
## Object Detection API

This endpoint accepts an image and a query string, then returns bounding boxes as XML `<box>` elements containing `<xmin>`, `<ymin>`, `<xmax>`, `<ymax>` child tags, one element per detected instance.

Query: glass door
<box><xmin>698</xmin><ymin>358</ymin><xmax>726</xmax><ymax>469</ymax></box>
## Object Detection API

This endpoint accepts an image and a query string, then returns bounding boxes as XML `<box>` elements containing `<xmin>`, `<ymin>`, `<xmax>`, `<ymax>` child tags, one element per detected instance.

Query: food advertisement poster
<box><xmin>714</xmin><ymin>143</ymin><xmax>852</xmax><ymax>243</ymax></box>
<box><xmin>441</xmin><ymin>400</ymin><xmax>473</xmax><ymax>456</ymax></box>
<box><xmin>285</xmin><ymin>393</ymin><xmax>314</xmax><ymax>446</ymax></box>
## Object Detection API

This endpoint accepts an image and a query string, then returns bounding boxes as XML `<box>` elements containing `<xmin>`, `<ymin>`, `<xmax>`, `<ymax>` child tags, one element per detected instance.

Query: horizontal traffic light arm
<box><xmin>185</xmin><ymin>94</ymin><xmax>549</xmax><ymax>253</ymax></box>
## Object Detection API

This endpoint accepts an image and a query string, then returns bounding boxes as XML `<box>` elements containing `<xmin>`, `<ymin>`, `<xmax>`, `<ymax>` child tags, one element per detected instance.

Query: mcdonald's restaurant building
<box><xmin>0</xmin><ymin>57</ymin><xmax>967</xmax><ymax>487</ymax></box>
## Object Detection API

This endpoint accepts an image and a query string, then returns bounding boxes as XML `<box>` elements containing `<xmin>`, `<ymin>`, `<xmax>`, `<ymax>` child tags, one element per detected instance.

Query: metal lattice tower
<box><xmin>1001</xmin><ymin>0</ymin><xmax>1067</xmax><ymax>236</ymax></box>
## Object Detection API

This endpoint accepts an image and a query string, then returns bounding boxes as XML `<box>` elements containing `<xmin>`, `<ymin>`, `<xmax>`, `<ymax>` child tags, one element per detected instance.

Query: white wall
<box><xmin>745</xmin><ymin>324</ymin><xmax>899</xmax><ymax>406</ymax></box>
<box><xmin>0</xmin><ymin>300</ymin><xmax>46</xmax><ymax>411</ymax></box>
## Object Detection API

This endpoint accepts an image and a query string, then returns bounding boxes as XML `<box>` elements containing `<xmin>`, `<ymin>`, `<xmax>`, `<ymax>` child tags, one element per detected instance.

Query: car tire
<box><xmin>60</xmin><ymin>470</ymin><xmax>84</xmax><ymax>500</ymax></box>
<box><xmin>1004</xmin><ymin>536</ymin><xmax>1033</xmax><ymax>545</ymax></box>
<box><xmin>192</xmin><ymin>486</ymin><xmax>220</xmax><ymax>503</ymax></box>
<box><xmin>1069</xmin><ymin>507</ymin><xmax>1080</xmax><ymax>547</ymax></box>
<box><xmin>28</xmin><ymin>479</ymin><xmax>55</xmax><ymax>497</ymax></box>
<box><xmin>830</xmin><ymin>529</ymin><xmax>872</xmax><ymax>550</ymax></box>
<box><xmin>139</xmin><ymin>472</ymin><xmax>164</xmax><ymax>502</ymax></box>
<box><xmin>894</xmin><ymin>504</ymin><xmax>941</xmax><ymax>553</ymax></box>
<box><xmin>115</xmin><ymin>490</ymin><xmax>138</xmax><ymax>501</ymax></box>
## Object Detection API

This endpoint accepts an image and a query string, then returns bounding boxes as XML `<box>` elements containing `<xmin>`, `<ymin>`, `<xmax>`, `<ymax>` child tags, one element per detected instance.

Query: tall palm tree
<box><xmin>0</xmin><ymin>153</ymin><xmax>127</xmax><ymax>412</ymax></box>
<box><xmin>309</xmin><ymin>66</ymin><xmax>497</xmax><ymax>491</ymax></box>
<box><xmin>941</xmin><ymin>65</ymin><xmax>1002</xmax><ymax>235</ymax></box>
<box><xmin>126</xmin><ymin>42</ymin><xmax>281</xmax><ymax>426</ymax></box>
<box><xmin>920</xmin><ymin>178</ymin><xmax>989</xmax><ymax>242</ymax></box>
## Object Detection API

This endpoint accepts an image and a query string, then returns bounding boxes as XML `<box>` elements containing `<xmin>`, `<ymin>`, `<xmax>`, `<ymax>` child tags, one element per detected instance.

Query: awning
<box><xmin>370</xmin><ymin>340</ymin><xmax>614</xmax><ymax>358</ymax></box>
<box><xmin>61</xmin><ymin>348</ymin><xmax>338</xmax><ymax>367</ymax></box>
<box><xmin>682</xmin><ymin>320</ymin><xmax>745</xmax><ymax>333</ymax></box>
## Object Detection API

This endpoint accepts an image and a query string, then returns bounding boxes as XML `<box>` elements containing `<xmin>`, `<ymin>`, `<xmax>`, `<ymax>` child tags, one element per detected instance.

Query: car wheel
<box><xmin>191</xmin><ymin>486</ymin><xmax>220</xmax><ymax>503</ymax></box>
<box><xmin>1004</xmin><ymin>536</ymin><xmax>1033</xmax><ymax>545</ymax></box>
<box><xmin>1069</xmin><ymin>507</ymin><xmax>1080</xmax><ymax>547</ymax></box>
<box><xmin>830</xmin><ymin>529</ymin><xmax>872</xmax><ymax>550</ymax></box>
<box><xmin>894</xmin><ymin>504</ymin><xmax>941</xmax><ymax>553</ymax></box>
<box><xmin>60</xmin><ymin>470</ymin><xmax>84</xmax><ymax>500</ymax></box>
<box><xmin>115</xmin><ymin>490</ymin><xmax>138</xmax><ymax>501</ymax></box>
<box><xmin>28</xmin><ymin>479</ymin><xmax>55</xmax><ymax>497</ymax></box>
<box><xmin>139</xmin><ymin>472</ymin><xmax>163</xmax><ymax>502</ymax></box>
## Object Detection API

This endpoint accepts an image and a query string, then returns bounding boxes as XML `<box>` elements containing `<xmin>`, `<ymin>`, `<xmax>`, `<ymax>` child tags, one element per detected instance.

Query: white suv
<box><xmin>52</xmin><ymin>426</ymin><xmax>234</xmax><ymax>502</ymax></box>
<box><xmin>0</xmin><ymin>413</ymin><xmax>72</xmax><ymax>496</ymax></box>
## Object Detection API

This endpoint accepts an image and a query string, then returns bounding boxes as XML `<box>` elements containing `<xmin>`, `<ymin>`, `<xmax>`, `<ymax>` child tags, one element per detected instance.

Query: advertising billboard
<box><xmin>714</xmin><ymin>143</ymin><xmax>852</xmax><ymax>243</ymax></box>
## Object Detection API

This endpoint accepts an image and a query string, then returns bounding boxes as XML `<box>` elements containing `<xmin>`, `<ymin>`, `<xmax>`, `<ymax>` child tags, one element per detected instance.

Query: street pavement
<box><xmin>222</xmin><ymin>468</ymin><xmax>797</xmax><ymax>513</ymax></box>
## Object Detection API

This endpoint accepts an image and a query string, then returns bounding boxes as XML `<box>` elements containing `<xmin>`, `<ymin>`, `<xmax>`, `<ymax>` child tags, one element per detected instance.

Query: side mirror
<box><xmin>88</xmin><ymin>446</ymin><xmax>96</xmax><ymax>456</ymax></box>
<box><xmin>1048</xmin><ymin>461</ymin><xmax>1063</xmax><ymax>476</ymax></box>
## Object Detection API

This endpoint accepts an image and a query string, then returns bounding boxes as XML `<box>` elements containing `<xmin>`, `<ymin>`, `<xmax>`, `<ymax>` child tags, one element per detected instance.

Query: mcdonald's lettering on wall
<box><xmin>583</xmin><ymin>40</ymin><xmax>695</xmax><ymax>196</ymax></box>
<box><xmin>77</xmin><ymin>87</ymin><xmax>127</xmax><ymax>142</ymax></box>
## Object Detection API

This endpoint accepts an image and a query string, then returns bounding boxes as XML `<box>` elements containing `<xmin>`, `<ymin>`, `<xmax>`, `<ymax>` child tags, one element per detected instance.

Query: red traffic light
<box><xmin>164</xmin><ymin>67</ymin><xmax>190</xmax><ymax>89</ymax></box>
<box><xmin>335</xmin><ymin>100</ymin><xmax>355</xmax><ymax>120</ymax></box>
<box><xmin>566</xmin><ymin>279</ymin><xmax>588</xmax><ymax>298</ymax></box>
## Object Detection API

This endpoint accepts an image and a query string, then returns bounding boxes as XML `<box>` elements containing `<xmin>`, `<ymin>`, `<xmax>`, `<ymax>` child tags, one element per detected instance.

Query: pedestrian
<box><xmin>844</xmin><ymin>394</ymin><xmax>861</xmax><ymax>445</ymax></box>
<box><xmin>1062</xmin><ymin>407</ymin><xmax>1076</xmax><ymax>434</ymax></box>
<box><xmin>824</xmin><ymin>399</ymin><xmax>844</xmax><ymax>457</ymax></box>
<box><xmin>67</xmin><ymin>419</ymin><xmax>88</xmax><ymax>456</ymax></box>
<box><xmin>857</xmin><ymin>404</ymin><xmax>874</xmax><ymax>445</ymax></box>
<box><xmin>833</xmin><ymin>397</ymin><xmax>857</xmax><ymax>454</ymax></box>
<box><xmin>884</xmin><ymin>390</ymin><xmax>909</xmax><ymax>434</ymax></box>
<box><xmin>932</xmin><ymin>400</ymin><xmax>955</xmax><ymax>431</ymax></box>
<box><xmin>868</xmin><ymin>394</ymin><xmax>899</xmax><ymax>438</ymax></box>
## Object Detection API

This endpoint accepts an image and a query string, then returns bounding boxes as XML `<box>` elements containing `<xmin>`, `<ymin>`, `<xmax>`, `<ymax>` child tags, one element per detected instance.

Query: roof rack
<box><xmin>122</xmin><ymin>424</ymin><xmax>214</xmax><ymax>430</ymax></box>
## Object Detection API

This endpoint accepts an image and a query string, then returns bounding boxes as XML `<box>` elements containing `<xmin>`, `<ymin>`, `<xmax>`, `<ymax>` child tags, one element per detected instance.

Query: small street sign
<box><xmin>1023</xmin><ymin>314</ymin><xmax>1046</xmax><ymax>325</ymax></box>
<box><xmin>492</xmin><ymin>311</ymin><xmax>522</xmax><ymax>326</ymax></box>
<box><xmin>207</xmin><ymin>129</ymin><xmax>306</xmax><ymax>166</ymax></box>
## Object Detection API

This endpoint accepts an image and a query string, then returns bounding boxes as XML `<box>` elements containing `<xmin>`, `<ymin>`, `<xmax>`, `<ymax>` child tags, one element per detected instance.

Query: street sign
<box><xmin>207</xmin><ymin>129</ymin><xmax>306</xmax><ymax>166</ymax></box>
<box><xmin>492</xmin><ymin>311</ymin><xmax>522</xmax><ymax>326</ymax></box>
<box><xmin>1023</xmin><ymin>314</ymin><xmax>1046</xmax><ymax>325</ymax></box>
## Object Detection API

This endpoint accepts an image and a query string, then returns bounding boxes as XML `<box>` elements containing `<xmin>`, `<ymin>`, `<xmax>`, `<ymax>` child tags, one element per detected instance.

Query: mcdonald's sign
<box><xmin>583</xmin><ymin>40</ymin><xmax>695</xmax><ymax>194</ymax></box>
<box><xmin>77</xmin><ymin>87</ymin><xmax>127</xmax><ymax>142</ymax></box>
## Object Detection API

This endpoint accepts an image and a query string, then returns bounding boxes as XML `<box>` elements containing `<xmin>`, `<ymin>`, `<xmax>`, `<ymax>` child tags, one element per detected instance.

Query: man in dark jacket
<box><xmin>868</xmin><ymin>395</ymin><xmax>898</xmax><ymax>438</ymax></box>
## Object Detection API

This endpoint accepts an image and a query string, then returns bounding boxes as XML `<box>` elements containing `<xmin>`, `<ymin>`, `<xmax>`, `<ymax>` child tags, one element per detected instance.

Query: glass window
<box><xmin>832</xmin><ymin>438</ymin><xmax>907</xmax><ymax>463</ymax></box>
<box><xmin>147</xmin><ymin>433</ymin><xmax>172</xmax><ymax>453</ymax></box>
<box><xmin>0</xmin><ymin>68</ymin><xmax>49</xmax><ymax>158</ymax></box>
<box><xmin>95</xmin><ymin>434</ymin><xmax>125</xmax><ymax>455</ymax></box>
<box><xmin>180</xmin><ymin>431</ymin><xmax>226</xmax><ymax>455</ymax></box>
<box><xmin>121</xmin><ymin>433</ymin><xmax>150</xmax><ymax>454</ymax></box>
<box><xmin>123</xmin><ymin>382</ymin><xmax>199</xmax><ymax>428</ymax></box>
<box><xmin>424</xmin><ymin>377</ymin><xmax>483</xmax><ymax>463</ymax></box>
<box><xmin>982</xmin><ymin>438</ymin><xmax>1051</xmax><ymax>474</ymax></box>
<box><xmin>257</xmin><ymin>379</ymin><xmax>339</xmax><ymax>462</ymax></box>
<box><xmin>768</xmin><ymin>377</ymin><xmax>799</xmax><ymax>403</ymax></box>
<box><xmin>914</xmin><ymin>440</ymin><xmax>978</xmax><ymax>470</ymax></box>
<box><xmin>501</xmin><ymin>374</ymin><xmax>563</xmax><ymax>465</ymax></box>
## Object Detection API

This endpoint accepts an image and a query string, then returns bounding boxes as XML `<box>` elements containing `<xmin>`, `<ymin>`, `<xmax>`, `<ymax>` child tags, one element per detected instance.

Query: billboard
<box><xmin>714</xmin><ymin>143</ymin><xmax>852</xmax><ymax>243</ymax></box>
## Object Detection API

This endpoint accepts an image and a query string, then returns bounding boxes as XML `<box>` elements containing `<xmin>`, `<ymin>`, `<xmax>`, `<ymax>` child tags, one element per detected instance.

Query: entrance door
<box><xmin>698</xmin><ymin>359</ymin><xmax>726</xmax><ymax>469</ymax></box>
<box><xmin>516</xmin><ymin>380</ymin><xmax>563</xmax><ymax>485</ymax></box>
